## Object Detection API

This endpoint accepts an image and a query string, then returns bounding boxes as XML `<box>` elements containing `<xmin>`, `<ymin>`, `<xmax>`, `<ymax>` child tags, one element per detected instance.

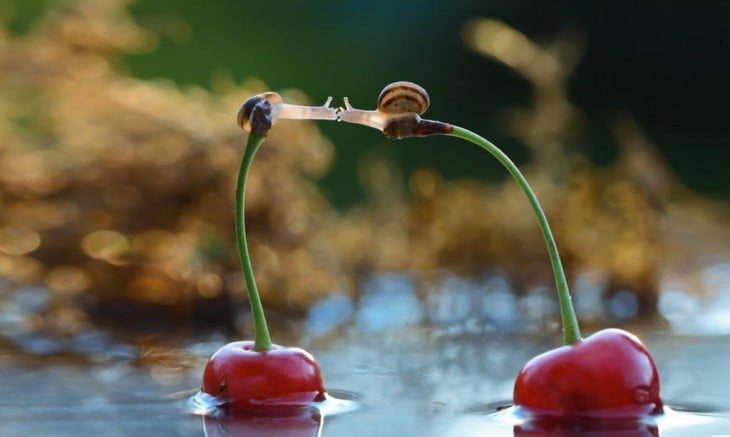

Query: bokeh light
<box><xmin>0</xmin><ymin>0</ymin><xmax>727</xmax><ymax>349</ymax></box>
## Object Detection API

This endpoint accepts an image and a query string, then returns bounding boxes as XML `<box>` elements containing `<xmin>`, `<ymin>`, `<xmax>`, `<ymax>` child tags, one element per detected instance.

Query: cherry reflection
<box><xmin>514</xmin><ymin>417</ymin><xmax>658</xmax><ymax>436</ymax></box>
<box><xmin>203</xmin><ymin>408</ymin><xmax>322</xmax><ymax>437</ymax></box>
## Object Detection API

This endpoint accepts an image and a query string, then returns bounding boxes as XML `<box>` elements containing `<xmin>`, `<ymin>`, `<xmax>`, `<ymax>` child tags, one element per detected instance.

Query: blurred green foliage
<box><xmin>4</xmin><ymin>0</ymin><xmax>729</xmax><ymax>207</ymax></box>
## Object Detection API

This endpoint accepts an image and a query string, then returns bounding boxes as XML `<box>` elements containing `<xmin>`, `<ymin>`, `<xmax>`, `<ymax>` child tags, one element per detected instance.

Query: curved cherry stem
<box><xmin>236</xmin><ymin>132</ymin><xmax>272</xmax><ymax>351</ymax></box>
<box><xmin>448</xmin><ymin>125</ymin><xmax>581</xmax><ymax>345</ymax></box>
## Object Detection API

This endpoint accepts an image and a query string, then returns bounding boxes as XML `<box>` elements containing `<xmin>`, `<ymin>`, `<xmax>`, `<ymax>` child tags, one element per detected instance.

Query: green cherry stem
<box><xmin>337</xmin><ymin>84</ymin><xmax>581</xmax><ymax>345</ymax></box>
<box><xmin>236</xmin><ymin>132</ymin><xmax>272</xmax><ymax>351</ymax></box>
<box><xmin>448</xmin><ymin>125</ymin><xmax>581</xmax><ymax>345</ymax></box>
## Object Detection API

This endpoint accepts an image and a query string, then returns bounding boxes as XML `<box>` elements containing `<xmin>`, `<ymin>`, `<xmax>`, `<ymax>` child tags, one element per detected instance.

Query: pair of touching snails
<box><xmin>237</xmin><ymin>81</ymin><xmax>453</xmax><ymax>139</ymax></box>
<box><xmin>232</xmin><ymin>79</ymin><xmax>666</xmax><ymax>421</ymax></box>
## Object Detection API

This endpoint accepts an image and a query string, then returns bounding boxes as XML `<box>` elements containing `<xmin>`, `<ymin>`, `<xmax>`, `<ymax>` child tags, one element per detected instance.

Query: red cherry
<box><xmin>514</xmin><ymin>328</ymin><xmax>663</xmax><ymax>420</ymax></box>
<box><xmin>202</xmin><ymin>341</ymin><xmax>326</xmax><ymax>410</ymax></box>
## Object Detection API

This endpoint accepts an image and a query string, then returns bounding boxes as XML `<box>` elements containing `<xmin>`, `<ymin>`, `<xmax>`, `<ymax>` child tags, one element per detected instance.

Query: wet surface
<box><xmin>1</xmin><ymin>323</ymin><xmax>730</xmax><ymax>436</ymax></box>
<box><xmin>1</xmin><ymin>264</ymin><xmax>730</xmax><ymax>436</ymax></box>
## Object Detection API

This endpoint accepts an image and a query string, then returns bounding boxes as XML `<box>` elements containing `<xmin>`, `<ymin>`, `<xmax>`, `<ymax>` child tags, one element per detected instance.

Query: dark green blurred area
<box><xmin>5</xmin><ymin>0</ymin><xmax>729</xmax><ymax>207</ymax></box>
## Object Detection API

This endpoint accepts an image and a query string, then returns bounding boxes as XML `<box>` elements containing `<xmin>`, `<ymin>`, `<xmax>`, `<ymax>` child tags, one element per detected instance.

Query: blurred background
<box><xmin>0</xmin><ymin>0</ymin><xmax>729</xmax><ymax>358</ymax></box>
<box><xmin>121</xmin><ymin>0</ymin><xmax>730</xmax><ymax>204</ymax></box>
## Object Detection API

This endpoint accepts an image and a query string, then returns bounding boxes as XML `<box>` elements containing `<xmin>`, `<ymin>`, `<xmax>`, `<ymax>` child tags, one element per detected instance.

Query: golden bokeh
<box><xmin>45</xmin><ymin>265</ymin><xmax>91</xmax><ymax>294</ymax></box>
<box><xmin>0</xmin><ymin>226</ymin><xmax>41</xmax><ymax>255</ymax></box>
<box><xmin>81</xmin><ymin>230</ymin><xmax>131</xmax><ymax>265</ymax></box>
<box><xmin>0</xmin><ymin>0</ymin><xmax>726</xmax><ymax>339</ymax></box>
<box><xmin>132</xmin><ymin>230</ymin><xmax>178</xmax><ymax>262</ymax></box>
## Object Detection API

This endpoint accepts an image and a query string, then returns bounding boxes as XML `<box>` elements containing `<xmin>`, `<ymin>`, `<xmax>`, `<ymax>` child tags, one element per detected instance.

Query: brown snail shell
<box><xmin>237</xmin><ymin>92</ymin><xmax>283</xmax><ymax>131</ymax></box>
<box><xmin>377</xmin><ymin>81</ymin><xmax>430</xmax><ymax>115</ymax></box>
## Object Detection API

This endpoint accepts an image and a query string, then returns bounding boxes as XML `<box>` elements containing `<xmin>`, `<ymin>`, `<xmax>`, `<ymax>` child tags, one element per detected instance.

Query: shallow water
<box><xmin>2</xmin><ymin>324</ymin><xmax>730</xmax><ymax>436</ymax></box>
<box><xmin>2</xmin><ymin>264</ymin><xmax>730</xmax><ymax>435</ymax></box>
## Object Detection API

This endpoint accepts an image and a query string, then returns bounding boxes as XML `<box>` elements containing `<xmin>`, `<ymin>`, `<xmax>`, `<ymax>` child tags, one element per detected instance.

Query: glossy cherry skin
<box><xmin>202</xmin><ymin>341</ymin><xmax>326</xmax><ymax>410</ymax></box>
<box><xmin>514</xmin><ymin>328</ymin><xmax>663</xmax><ymax>420</ymax></box>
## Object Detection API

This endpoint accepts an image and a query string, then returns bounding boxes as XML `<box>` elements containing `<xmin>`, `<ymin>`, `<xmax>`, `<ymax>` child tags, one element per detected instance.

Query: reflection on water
<box><xmin>192</xmin><ymin>389</ymin><xmax>359</xmax><ymax>437</ymax></box>
<box><xmin>443</xmin><ymin>405</ymin><xmax>728</xmax><ymax>437</ymax></box>
<box><xmin>202</xmin><ymin>411</ymin><xmax>323</xmax><ymax>437</ymax></box>
<box><xmin>1</xmin><ymin>321</ymin><xmax>730</xmax><ymax>435</ymax></box>
<box><xmin>2</xmin><ymin>264</ymin><xmax>730</xmax><ymax>435</ymax></box>
<box><xmin>188</xmin><ymin>388</ymin><xmax>359</xmax><ymax>419</ymax></box>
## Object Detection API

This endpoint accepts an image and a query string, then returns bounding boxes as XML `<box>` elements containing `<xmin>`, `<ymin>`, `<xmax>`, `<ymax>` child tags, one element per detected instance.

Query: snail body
<box><xmin>236</xmin><ymin>81</ymin><xmax>450</xmax><ymax>138</ymax></box>
<box><xmin>338</xmin><ymin>81</ymin><xmax>430</xmax><ymax>130</ymax></box>
<box><xmin>237</xmin><ymin>92</ymin><xmax>337</xmax><ymax>136</ymax></box>
<box><xmin>339</xmin><ymin>81</ymin><xmax>451</xmax><ymax>138</ymax></box>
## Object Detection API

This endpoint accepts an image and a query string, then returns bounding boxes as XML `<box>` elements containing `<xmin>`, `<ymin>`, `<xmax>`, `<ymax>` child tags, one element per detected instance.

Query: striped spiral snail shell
<box><xmin>377</xmin><ymin>81</ymin><xmax>430</xmax><ymax>115</ymax></box>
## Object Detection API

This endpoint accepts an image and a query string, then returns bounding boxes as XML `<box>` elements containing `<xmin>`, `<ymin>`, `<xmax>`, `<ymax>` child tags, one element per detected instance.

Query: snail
<box><xmin>236</xmin><ymin>82</ymin><xmax>451</xmax><ymax>138</ymax></box>
<box><xmin>338</xmin><ymin>81</ymin><xmax>452</xmax><ymax>139</ymax></box>
<box><xmin>377</xmin><ymin>81</ymin><xmax>431</xmax><ymax>114</ymax></box>
<box><xmin>237</xmin><ymin>92</ymin><xmax>338</xmax><ymax>136</ymax></box>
